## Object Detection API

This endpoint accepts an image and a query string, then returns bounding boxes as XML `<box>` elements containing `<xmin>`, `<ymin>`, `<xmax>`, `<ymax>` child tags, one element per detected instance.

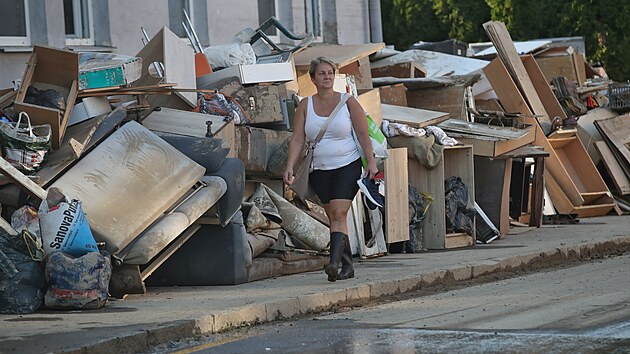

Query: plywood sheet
<box><xmin>594</xmin><ymin>141</ymin><xmax>630</xmax><ymax>195</ymax></box>
<box><xmin>381</xmin><ymin>103</ymin><xmax>449</xmax><ymax>128</ymax></box>
<box><xmin>521</xmin><ymin>55</ymin><xmax>566</xmax><ymax>121</ymax></box>
<box><xmin>384</xmin><ymin>148</ymin><xmax>409</xmax><ymax>244</ymax></box>
<box><xmin>293</xmin><ymin>43</ymin><xmax>385</xmax><ymax>69</ymax></box>
<box><xmin>482</xmin><ymin>21</ymin><xmax>551</xmax><ymax>126</ymax></box>
<box><xmin>593</xmin><ymin>114</ymin><xmax>630</xmax><ymax>166</ymax></box>
<box><xmin>51</xmin><ymin>121</ymin><xmax>206</xmax><ymax>254</ymax></box>
<box><xmin>357</xmin><ymin>88</ymin><xmax>382</xmax><ymax>127</ymax></box>
<box><xmin>379</xmin><ymin>84</ymin><xmax>407</xmax><ymax>107</ymax></box>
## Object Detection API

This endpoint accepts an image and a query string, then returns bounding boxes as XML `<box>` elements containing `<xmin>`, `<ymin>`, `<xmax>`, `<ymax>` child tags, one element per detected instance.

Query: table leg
<box><xmin>529</xmin><ymin>157</ymin><xmax>545</xmax><ymax>227</ymax></box>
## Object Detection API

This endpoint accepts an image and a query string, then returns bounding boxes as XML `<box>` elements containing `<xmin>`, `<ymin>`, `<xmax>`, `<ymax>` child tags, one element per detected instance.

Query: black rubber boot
<box><xmin>324</xmin><ymin>232</ymin><xmax>346</xmax><ymax>282</ymax></box>
<box><xmin>337</xmin><ymin>235</ymin><xmax>354</xmax><ymax>280</ymax></box>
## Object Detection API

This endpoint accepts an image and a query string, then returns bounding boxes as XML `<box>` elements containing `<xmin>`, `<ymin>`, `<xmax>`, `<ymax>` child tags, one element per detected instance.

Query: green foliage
<box><xmin>382</xmin><ymin>0</ymin><xmax>630</xmax><ymax>80</ymax></box>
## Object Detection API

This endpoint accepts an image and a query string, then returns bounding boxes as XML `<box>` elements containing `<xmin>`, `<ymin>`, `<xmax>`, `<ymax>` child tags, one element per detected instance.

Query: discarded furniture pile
<box><xmin>0</xmin><ymin>18</ymin><xmax>628</xmax><ymax>313</ymax></box>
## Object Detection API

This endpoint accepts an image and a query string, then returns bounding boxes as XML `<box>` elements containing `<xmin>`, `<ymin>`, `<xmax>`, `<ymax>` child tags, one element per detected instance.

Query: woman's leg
<box><xmin>323</xmin><ymin>199</ymin><xmax>354</xmax><ymax>282</ymax></box>
<box><xmin>323</xmin><ymin>200</ymin><xmax>352</xmax><ymax>234</ymax></box>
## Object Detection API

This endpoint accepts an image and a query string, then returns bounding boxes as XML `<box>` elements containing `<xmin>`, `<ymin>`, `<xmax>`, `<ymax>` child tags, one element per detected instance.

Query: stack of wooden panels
<box><xmin>593</xmin><ymin>114</ymin><xmax>630</xmax><ymax>197</ymax></box>
<box><xmin>482</xmin><ymin>21</ymin><xmax>615</xmax><ymax>218</ymax></box>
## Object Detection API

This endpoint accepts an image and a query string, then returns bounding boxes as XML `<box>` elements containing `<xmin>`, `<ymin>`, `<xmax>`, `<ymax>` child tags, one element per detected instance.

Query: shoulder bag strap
<box><xmin>312</xmin><ymin>93</ymin><xmax>351</xmax><ymax>144</ymax></box>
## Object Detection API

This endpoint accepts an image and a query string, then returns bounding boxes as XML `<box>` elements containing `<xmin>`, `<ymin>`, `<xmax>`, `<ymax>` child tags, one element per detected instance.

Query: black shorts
<box><xmin>309</xmin><ymin>158</ymin><xmax>362</xmax><ymax>204</ymax></box>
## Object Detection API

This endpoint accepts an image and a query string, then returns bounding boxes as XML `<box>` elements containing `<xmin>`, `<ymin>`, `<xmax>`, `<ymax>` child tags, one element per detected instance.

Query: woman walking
<box><xmin>283</xmin><ymin>56</ymin><xmax>378</xmax><ymax>282</ymax></box>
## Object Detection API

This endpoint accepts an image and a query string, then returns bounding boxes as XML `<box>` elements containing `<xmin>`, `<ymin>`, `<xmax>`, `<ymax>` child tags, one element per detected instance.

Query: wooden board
<box><xmin>521</xmin><ymin>55</ymin><xmax>567</xmax><ymax>121</ymax></box>
<box><xmin>371</xmin><ymin>61</ymin><xmax>427</xmax><ymax>79</ymax></box>
<box><xmin>593</xmin><ymin>115</ymin><xmax>630</xmax><ymax>167</ymax></box>
<box><xmin>450</xmin><ymin>123</ymin><xmax>535</xmax><ymax>157</ymax></box>
<box><xmin>293</xmin><ymin>43</ymin><xmax>385</xmax><ymax>69</ymax></box>
<box><xmin>384</xmin><ymin>148</ymin><xmax>409</xmax><ymax>244</ymax></box>
<box><xmin>378</xmin><ymin>84</ymin><xmax>407</xmax><ymax>107</ymax></box>
<box><xmin>406</xmin><ymin>85</ymin><xmax>467</xmax><ymax>120</ymax></box>
<box><xmin>339</xmin><ymin>56</ymin><xmax>373</xmax><ymax>90</ymax></box>
<box><xmin>0</xmin><ymin>156</ymin><xmax>47</xmax><ymax>202</ymax></box>
<box><xmin>594</xmin><ymin>141</ymin><xmax>630</xmax><ymax>195</ymax></box>
<box><xmin>381</xmin><ymin>103</ymin><xmax>449</xmax><ymax>128</ymax></box>
<box><xmin>573</xmin><ymin>52</ymin><xmax>587</xmax><ymax>86</ymax></box>
<box><xmin>483</xmin><ymin>21</ymin><xmax>551</xmax><ymax>126</ymax></box>
<box><xmin>534</xmin><ymin>55</ymin><xmax>577</xmax><ymax>83</ymax></box>
<box><xmin>357</xmin><ymin>88</ymin><xmax>383</xmax><ymax>127</ymax></box>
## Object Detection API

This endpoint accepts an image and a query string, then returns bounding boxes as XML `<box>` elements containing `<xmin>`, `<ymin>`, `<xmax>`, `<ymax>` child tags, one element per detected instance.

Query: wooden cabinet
<box><xmin>408</xmin><ymin>145</ymin><xmax>475</xmax><ymax>249</ymax></box>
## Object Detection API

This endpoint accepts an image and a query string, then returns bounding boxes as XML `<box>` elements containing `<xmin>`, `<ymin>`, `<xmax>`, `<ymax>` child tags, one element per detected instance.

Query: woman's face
<box><xmin>311</xmin><ymin>62</ymin><xmax>335</xmax><ymax>90</ymax></box>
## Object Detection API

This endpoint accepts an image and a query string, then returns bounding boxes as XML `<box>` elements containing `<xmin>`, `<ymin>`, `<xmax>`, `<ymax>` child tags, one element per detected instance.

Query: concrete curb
<box><xmin>65</xmin><ymin>236</ymin><xmax>630</xmax><ymax>353</ymax></box>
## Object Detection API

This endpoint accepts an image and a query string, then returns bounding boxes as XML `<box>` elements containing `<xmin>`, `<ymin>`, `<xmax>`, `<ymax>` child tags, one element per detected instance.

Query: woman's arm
<box><xmin>283</xmin><ymin>98</ymin><xmax>308</xmax><ymax>185</ymax></box>
<box><xmin>347</xmin><ymin>96</ymin><xmax>378</xmax><ymax>179</ymax></box>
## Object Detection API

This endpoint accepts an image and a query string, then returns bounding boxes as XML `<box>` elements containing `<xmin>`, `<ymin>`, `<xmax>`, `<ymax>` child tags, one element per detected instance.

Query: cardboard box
<box><xmin>14</xmin><ymin>46</ymin><xmax>79</xmax><ymax>149</ymax></box>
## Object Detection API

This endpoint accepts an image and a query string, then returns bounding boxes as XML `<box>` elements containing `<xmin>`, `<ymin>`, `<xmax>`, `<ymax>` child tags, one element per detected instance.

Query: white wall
<box><xmin>108</xmin><ymin>0</ymin><xmax>171</xmax><ymax>56</ymax></box>
<box><xmin>206</xmin><ymin>0</ymin><xmax>259</xmax><ymax>45</ymax></box>
<box><xmin>337</xmin><ymin>0</ymin><xmax>371</xmax><ymax>44</ymax></box>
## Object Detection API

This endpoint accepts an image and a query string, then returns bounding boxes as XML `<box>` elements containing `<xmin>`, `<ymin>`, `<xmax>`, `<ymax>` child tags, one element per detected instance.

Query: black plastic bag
<box><xmin>444</xmin><ymin>176</ymin><xmax>475</xmax><ymax>235</ymax></box>
<box><xmin>0</xmin><ymin>231</ymin><xmax>45</xmax><ymax>314</ymax></box>
<box><xmin>24</xmin><ymin>86</ymin><xmax>66</xmax><ymax>112</ymax></box>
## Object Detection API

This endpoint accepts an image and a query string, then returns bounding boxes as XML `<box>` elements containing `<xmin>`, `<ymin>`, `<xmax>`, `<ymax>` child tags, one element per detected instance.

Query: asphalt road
<box><xmin>167</xmin><ymin>254</ymin><xmax>630</xmax><ymax>353</ymax></box>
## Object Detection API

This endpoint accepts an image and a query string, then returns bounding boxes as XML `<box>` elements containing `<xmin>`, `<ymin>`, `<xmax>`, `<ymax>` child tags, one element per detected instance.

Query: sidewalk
<box><xmin>2</xmin><ymin>215</ymin><xmax>630</xmax><ymax>354</ymax></box>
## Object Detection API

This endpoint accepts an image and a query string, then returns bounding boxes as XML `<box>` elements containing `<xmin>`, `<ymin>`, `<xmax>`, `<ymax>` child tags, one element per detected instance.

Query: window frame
<box><xmin>65</xmin><ymin>0</ymin><xmax>95</xmax><ymax>46</ymax></box>
<box><xmin>0</xmin><ymin>0</ymin><xmax>31</xmax><ymax>46</ymax></box>
<box><xmin>257</xmin><ymin>0</ymin><xmax>281</xmax><ymax>43</ymax></box>
<box><xmin>304</xmin><ymin>0</ymin><xmax>323</xmax><ymax>43</ymax></box>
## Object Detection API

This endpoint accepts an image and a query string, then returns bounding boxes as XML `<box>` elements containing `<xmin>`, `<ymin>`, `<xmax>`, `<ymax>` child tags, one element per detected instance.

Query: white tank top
<box><xmin>304</xmin><ymin>94</ymin><xmax>361</xmax><ymax>170</ymax></box>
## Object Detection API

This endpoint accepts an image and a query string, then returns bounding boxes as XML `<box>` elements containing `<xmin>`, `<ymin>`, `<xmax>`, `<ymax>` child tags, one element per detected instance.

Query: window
<box><xmin>64</xmin><ymin>0</ymin><xmax>94</xmax><ymax>46</ymax></box>
<box><xmin>305</xmin><ymin>0</ymin><xmax>322</xmax><ymax>39</ymax></box>
<box><xmin>0</xmin><ymin>0</ymin><xmax>30</xmax><ymax>46</ymax></box>
<box><xmin>257</xmin><ymin>0</ymin><xmax>280</xmax><ymax>40</ymax></box>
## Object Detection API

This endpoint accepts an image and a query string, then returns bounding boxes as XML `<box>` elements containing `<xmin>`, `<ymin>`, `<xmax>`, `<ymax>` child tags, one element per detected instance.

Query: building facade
<box><xmin>0</xmin><ymin>0</ymin><xmax>383</xmax><ymax>87</ymax></box>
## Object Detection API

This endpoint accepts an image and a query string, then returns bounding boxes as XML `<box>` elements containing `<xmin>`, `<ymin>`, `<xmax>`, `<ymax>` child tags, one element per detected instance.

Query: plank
<box><xmin>483</xmin><ymin>21</ymin><xmax>551</xmax><ymax>126</ymax></box>
<box><xmin>0</xmin><ymin>157</ymin><xmax>47</xmax><ymax>202</ymax></box>
<box><xmin>384</xmin><ymin>148</ymin><xmax>409</xmax><ymax>244</ymax></box>
<box><xmin>378</xmin><ymin>84</ymin><xmax>407</xmax><ymax>107</ymax></box>
<box><xmin>371</xmin><ymin>61</ymin><xmax>427</xmax><ymax>79</ymax></box>
<box><xmin>593</xmin><ymin>115</ymin><xmax>630</xmax><ymax>166</ymax></box>
<box><xmin>594</xmin><ymin>141</ymin><xmax>630</xmax><ymax>195</ymax></box>
<box><xmin>293</xmin><ymin>43</ymin><xmax>385</xmax><ymax>69</ymax></box>
<box><xmin>357</xmin><ymin>88</ymin><xmax>383</xmax><ymax>127</ymax></box>
<box><xmin>521</xmin><ymin>55</ymin><xmax>566</xmax><ymax>121</ymax></box>
<box><xmin>381</xmin><ymin>103</ymin><xmax>449</xmax><ymax>128</ymax></box>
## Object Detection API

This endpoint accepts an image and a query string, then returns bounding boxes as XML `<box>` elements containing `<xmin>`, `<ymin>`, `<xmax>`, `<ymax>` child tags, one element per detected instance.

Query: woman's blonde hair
<box><xmin>309</xmin><ymin>56</ymin><xmax>336</xmax><ymax>78</ymax></box>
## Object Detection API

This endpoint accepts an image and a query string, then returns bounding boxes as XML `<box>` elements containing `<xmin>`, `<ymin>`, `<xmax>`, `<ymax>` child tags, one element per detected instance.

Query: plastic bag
<box><xmin>444</xmin><ymin>176</ymin><xmax>475</xmax><ymax>235</ymax></box>
<box><xmin>38</xmin><ymin>188</ymin><xmax>99</xmax><ymax>258</ymax></box>
<box><xmin>352</xmin><ymin>113</ymin><xmax>389</xmax><ymax>170</ymax></box>
<box><xmin>0</xmin><ymin>112</ymin><xmax>52</xmax><ymax>173</ymax></box>
<box><xmin>193</xmin><ymin>92</ymin><xmax>250</xmax><ymax>125</ymax></box>
<box><xmin>44</xmin><ymin>250</ymin><xmax>111</xmax><ymax>310</ymax></box>
<box><xmin>10</xmin><ymin>205</ymin><xmax>44</xmax><ymax>261</ymax></box>
<box><xmin>0</xmin><ymin>231</ymin><xmax>45</xmax><ymax>314</ymax></box>
<box><xmin>202</xmin><ymin>43</ymin><xmax>256</xmax><ymax>68</ymax></box>
<box><xmin>24</xmin><ymin>86</ymin><xmax>66</xmax><ymax>112</ymax></box>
